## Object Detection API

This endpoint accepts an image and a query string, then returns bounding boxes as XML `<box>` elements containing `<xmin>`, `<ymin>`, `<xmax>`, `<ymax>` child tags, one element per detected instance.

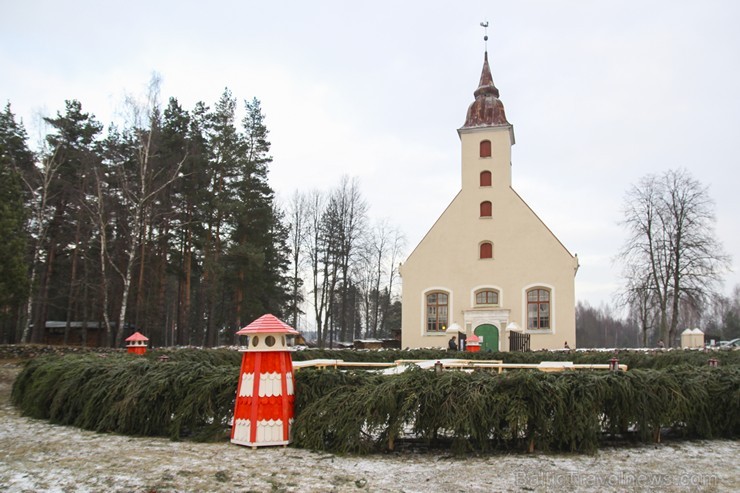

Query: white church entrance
<box><xmin>463</xmin><ymin>308</ymin><xmax>509</xmax><ymax>353</ymax></box>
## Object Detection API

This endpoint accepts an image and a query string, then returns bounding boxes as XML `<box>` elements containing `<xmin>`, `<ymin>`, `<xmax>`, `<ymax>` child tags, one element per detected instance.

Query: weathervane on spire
<box><xmin>480</xmin><ymin>20</ymin><xmax>489</xmax><ymax>51</ymax></box>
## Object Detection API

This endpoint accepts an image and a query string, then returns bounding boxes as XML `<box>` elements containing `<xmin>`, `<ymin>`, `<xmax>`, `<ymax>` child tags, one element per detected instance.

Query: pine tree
<box><xmin>0</xmin><ymin>103</ymin><xmax>33</xmax><ymax>342</ymax></box>
<box><xmin>0</xmin><ymin>159</ymin><xmax>29</xmax><ymax>342</ymax></box>
<box><xmin>228</xmin><ymin>98</ymin><xmax>290</xmax><ymax>336</ymax></box>
<box><xmin>201</xmin><ymin>88</ymin><xmax>243</xmax><ymax>346</ymax></box>
<box><xmin>29</xmin><ymin>100</ymin><xmax>102</xmax><ymax>343</ymax></box>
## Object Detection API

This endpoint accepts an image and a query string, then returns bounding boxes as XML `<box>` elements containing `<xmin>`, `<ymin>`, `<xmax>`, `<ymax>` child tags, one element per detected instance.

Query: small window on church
<box><xmin>480</xmin><ymin>171</ymin><xmax>492</xmax><ymax>187</ymax></box>
<box><xmin>426</xmin><ymin>291</ymin><xmax>449</xmax><ymax>332</ymax></box>
<box><xmin>480</xmin><ymin>201</ymin><xmax>492</xmax><ymax>217</ymax></box>
<box><xmin>475</xmin><ymin>289</ymin><xmax>499</xmax><ymax>305</ymax></box>
<box><xmin>480</xmin><ymin>140</ymin><xmax>492</xmax><ymax>158</ymax></box>
<box><xmin>479</xmin><ymin>242</ymin><xmax>493</xmax><ymax>259</ymax></box>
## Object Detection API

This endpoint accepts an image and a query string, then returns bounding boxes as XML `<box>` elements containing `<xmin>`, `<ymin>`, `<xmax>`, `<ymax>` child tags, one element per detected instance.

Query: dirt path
<box><xmin>1</xmin><ymin>362</ymin><xmax>737</xmax><ymax>492</ymax></box>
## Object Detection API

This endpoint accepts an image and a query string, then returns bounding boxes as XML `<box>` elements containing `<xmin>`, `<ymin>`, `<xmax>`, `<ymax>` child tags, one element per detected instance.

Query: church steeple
<box><xmin>462</xmin><ymin>51</ymin><xmax>510</xmax><ymax>128</ymax></box>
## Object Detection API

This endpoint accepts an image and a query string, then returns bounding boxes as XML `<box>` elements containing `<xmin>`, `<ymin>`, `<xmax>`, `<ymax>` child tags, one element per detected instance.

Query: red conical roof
<box><xmin>236</xmin><ymin>314</ymin><xmax>299</xmax><ymax>335</ymax></box>
<box><xmin>125</xmin><ymin>331</ymin><xmax>149</xmax><ymax>342</ymax></box>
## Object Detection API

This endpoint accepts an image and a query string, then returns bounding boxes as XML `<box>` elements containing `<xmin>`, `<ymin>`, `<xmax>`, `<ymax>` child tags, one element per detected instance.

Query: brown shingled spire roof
<box><xmin>463</xmin><ymin>51</ymin><xmax>509</xmax><ymax>128</ymax></box>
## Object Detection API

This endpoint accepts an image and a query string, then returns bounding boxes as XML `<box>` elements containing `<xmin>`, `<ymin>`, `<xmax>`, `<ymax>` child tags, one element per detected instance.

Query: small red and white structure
<box><xmin>231</xmin><ymin>314</ymin><xmax>298</xmax><ymax>448</ymax></box>
<box><xmin>466</xmin><ymin>333</ymin><xmax>481</xmax><ymax>352</ymax></box>
<box><xmin>125</xmin><ymin>331</ymin><xmax>149</xmax><ymax>355</ymax></box>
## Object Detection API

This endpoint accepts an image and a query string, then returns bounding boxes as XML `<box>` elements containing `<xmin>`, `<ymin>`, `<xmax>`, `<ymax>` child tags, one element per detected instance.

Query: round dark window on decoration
<box><xmin>252</xmin><ymin>336</ymin><xmax>259</xmax><ymax>347</ymax></box>
<box><xmin>265</xmin><ymin>335</ymin><xmax>276</xmax><ymax>347</ymax></box>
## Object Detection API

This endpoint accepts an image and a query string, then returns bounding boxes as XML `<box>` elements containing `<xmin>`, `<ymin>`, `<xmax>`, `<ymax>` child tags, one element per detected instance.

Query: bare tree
<box><xmin>305</xmin><ymin>189</ymin><xmax>332</xmax><ymax>347</ymax></box>
<box><xmin>617</xmin><ymin>169</ymin><xmax>731</xmax><ymax>347</ymax></box>
<box><xmin>355</xmin><ymin>238</ymin><xmax>375</xmax><ymax>338</ymax></box>
<box><xmin>88</xmin><ymin>165</ymin><xmax>114</xmax><ymax>343</ymax></box>
<box><xmin>357</xmin><ymin>219</ymin><xmax>406</xmax><ymax>338</ymax></box>
<box><xmin>329</xmin><ymin>176</ymin><xmax>367</xmax><ymax>343</ymax></box>
<box><xmin>617</xmin><ymin>263</ymin><xmax>657</xmax><ymax>347</ymax></box>
<box><xmin>285</xmin><ymin>190</ymin><xmax>310</xmax><ymax>329</ymax></box>
<box><xmin>380</xmin><ymin>225</ymin><xmax>405</xmax><ymax>337</ymax></box>
<box><xmin>17</xmin><ymin>145</ymin><xmax>61</xmax><ymax>342</ymax></box>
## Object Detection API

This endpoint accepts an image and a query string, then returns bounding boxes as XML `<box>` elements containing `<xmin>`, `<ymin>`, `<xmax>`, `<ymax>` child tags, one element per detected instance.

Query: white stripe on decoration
<box><xmin>274</xmin><ymin>373</ymin><xmax>282</xmax><ymax>396</ymax></box>
<box><xmin>286</xmin><ymin>372</ymin><xmax>294</xmax><ymax>395</ymax></box>
<box><xmin>258</xmin><ymin>372</ymin><xmax>282</xmax><ymax>397</ymax></box>
<box><xmin>256</xmin><ymin>419</ymin><xmax>284</xmax><ymax>442</ymax></box>
<box><xmin>258</xmin><ymin>373</ymin><xmax>268</xmax><ymax>397</ymax></box>
<box><xmin>240</xmin><ymin>373</ymin><xmax>254</xmax><ymax>397</ymax></box>
<box><xmin>233</xmin><ymin>418</ymin><xmax>251</xmax><ymax>442</ymax></box>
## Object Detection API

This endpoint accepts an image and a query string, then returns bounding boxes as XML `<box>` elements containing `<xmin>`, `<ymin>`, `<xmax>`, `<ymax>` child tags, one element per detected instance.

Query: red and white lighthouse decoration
<box><xmin>231</xmin><ymin>314</ymin><xmax>298</xmax><ymax>448</ymax></box>
<box><xmin>466</xmin><ymin>333</ymin><xmax>481</xmax><ymax>352</ymax></box>
<box><xmin>125</xmin><ymin>331</ymin><xmax>149</xmax><ymax>355</ymax></box>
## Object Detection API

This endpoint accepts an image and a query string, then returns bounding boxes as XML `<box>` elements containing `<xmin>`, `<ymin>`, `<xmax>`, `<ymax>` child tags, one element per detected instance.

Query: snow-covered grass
<box><xmin>1</xmin><ymin>363</ymin><xmax>737</xmax><ymax>492</ymax></box>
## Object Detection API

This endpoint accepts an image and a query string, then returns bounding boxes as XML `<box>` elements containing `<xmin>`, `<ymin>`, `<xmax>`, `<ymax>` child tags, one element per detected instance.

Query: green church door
<box><xmin>474</xmin><ymin>324</ymin><xmax>499</xmax><ymax>352</ymax></box>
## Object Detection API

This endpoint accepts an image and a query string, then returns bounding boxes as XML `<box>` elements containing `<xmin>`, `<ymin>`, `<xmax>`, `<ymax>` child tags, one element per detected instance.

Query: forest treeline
<box><xmin>0</xmin><ymin>82</ymin><xmax>403</xmax><ymax>348</ymax></box>
<box><xmin>576</xmin><ymin>290</ymin><xmax>740</xmax><ymax>348</ymax></box>
<box><xmin>3</xmin><ymin>82</ymin><xmax>737</xmax><ymax>350</ymax></box>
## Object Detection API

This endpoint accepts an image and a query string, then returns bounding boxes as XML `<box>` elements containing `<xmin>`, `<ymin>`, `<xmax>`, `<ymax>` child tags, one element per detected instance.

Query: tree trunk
<box><xmin>32</xmin><ymin>244</ymin><xmax>56</xmax><ymax>344</ymax></box>
<box><xmin>115</xmin><ymin>206</ymin><xmax>142</xmax><ymax>347</ymax></box>
<box><xmin>64</xmin><ymin>219</ymin><xmax>83</xmax><ymax>345</ymax></box>
<box><xmin>178</xmin><ymin>214</ymin><xmax>193</xmax><ymax>346</ymax></box>
<box><xmin>235</xmin><ymin>270</ymin><xmax>244</xmax><ymax>330</ymax></box>
<box><xmin>155</xmin><ymin>241</ymin><xmax>168</xmax><ymax>346</ymax></box>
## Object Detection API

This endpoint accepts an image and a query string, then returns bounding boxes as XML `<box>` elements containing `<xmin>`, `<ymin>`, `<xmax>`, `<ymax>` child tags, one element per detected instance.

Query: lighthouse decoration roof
<box><xmin>236</xmin><ymin>314</ymin><xmax>298</xmax><ymax>335</ymax></box>
<box><xmin>125</xmin><ymin>331</ymin><xmax>149</xmax><ymax>342</ymax></box>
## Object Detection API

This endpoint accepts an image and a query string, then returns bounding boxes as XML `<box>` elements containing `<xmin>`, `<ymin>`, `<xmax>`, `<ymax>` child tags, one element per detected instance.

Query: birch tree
<box><xmin>108</xmin><ymin>76</ymin><xmax>185</xmax><ymax>346</ymax></box>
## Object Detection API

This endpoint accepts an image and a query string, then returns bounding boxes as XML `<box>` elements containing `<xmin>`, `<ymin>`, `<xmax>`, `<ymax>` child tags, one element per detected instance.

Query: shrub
<box><xmin>12</xmin><ymin>354</ymin><xmax>236</xmax><ymax>441</ymax></box>
<box><xmin>10</xmin><ymin>348</ymin><xmax>740</xmax><ymax>453</ymax></box>
<box><xmin>291</xmin><ymin>348</ymin><xmax>740</xmax><ymax>369</ymax></box>
<box><xmin>292</xmin><ymin>366</ymin><xmax>740</xmax><ymax>454</ymax></box>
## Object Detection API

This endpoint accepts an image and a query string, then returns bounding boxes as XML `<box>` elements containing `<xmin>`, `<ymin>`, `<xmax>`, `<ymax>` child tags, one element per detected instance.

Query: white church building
<box><xmin>400</xmin><ymin>50</ymin><xmax>579</xmax><ymax>352</ymax></box>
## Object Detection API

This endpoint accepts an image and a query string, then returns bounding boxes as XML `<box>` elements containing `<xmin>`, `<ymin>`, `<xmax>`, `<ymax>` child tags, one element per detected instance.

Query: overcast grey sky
<box><xmin>2</xmin><ymin>0</ymin><xmax>739</xmax><ymax>309</ymax></box>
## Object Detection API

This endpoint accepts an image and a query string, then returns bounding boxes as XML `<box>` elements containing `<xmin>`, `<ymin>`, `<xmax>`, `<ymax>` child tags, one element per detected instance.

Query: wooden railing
<box><xmin>292</xmin><ymin>358</ymin><xmax>627</xmax><ymax>373</ymax></box>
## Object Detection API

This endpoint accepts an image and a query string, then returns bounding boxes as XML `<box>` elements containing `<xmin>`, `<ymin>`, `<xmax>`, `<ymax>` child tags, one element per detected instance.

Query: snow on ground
<box><xmin>1</xmin><ymin>363</ymin><xmax>737</xmax><ymax>492</ymax></box>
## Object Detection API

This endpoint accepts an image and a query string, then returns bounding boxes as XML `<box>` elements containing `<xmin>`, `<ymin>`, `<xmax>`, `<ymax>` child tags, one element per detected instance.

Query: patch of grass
<box><xmin>214</xmin><ymin>470</ymin><xmax>231</xmax><ymax>482</ymax></box>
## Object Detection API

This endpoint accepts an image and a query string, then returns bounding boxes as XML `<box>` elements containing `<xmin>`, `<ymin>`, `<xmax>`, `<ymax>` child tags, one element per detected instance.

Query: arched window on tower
<box><xmin>480</xmin><ymin>140</ymin><xmax>492</xmax><ymax>158</ymax></box>
<box><xmin>480</xmin><ymin>201</ymin><xmax>492</xmax><ymax>217</ymax></box>
<box><xmin>480</xmin><ymin>170</ymin><xmax>492</xmax><ymax>187</ymax></box>
<box><xmin>479</xmin><ymin>242</ymin><xmax>493</xmax><ymax>259</ymax></box>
